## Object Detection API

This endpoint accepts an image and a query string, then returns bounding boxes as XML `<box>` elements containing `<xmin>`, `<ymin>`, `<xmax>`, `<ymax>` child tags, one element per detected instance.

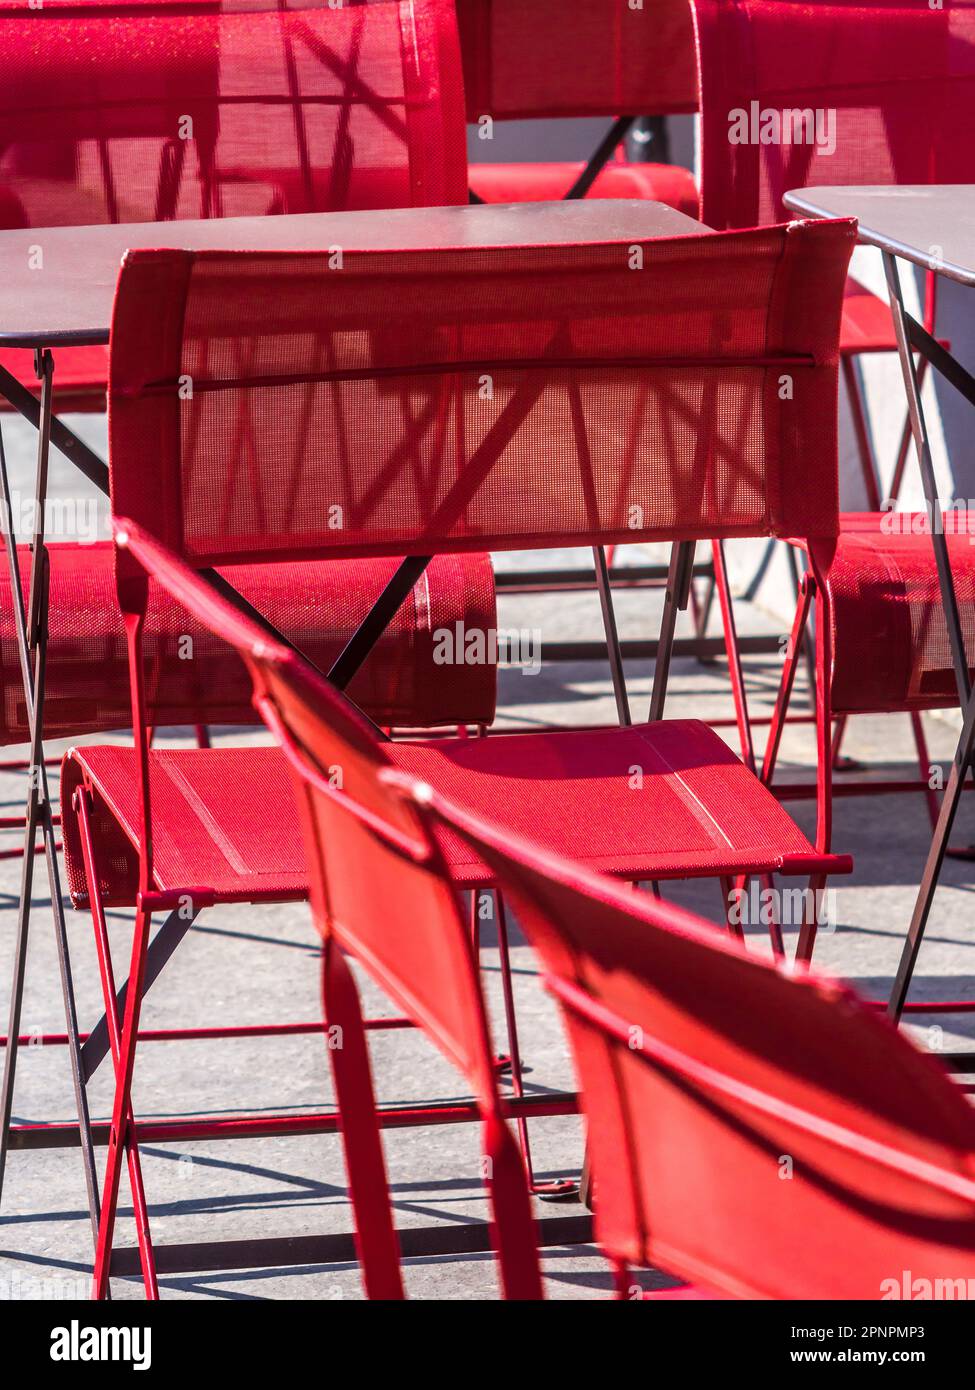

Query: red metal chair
<box><xmin>692</xmin><ymin>0</ymin><xmax>975</xmax><ymax>838</ymax></box>
<box><xmin>458</xmin><ymin>0</ymin><xmax>698</xmax><ymax>213</ymax></box>
<box><xmin>59</xmin><ymin>216</ymin><xmax>858</xmax><ymax>1293</ymax></box>
<box><xmin>424</xmin><ymin>785</ymin><xmax>975</xmax><ymax>1299</ymax></box>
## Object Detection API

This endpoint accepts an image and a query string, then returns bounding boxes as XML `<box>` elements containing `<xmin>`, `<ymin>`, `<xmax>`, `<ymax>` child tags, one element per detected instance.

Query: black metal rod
<box><xmin>906</xmin><ymin>314</ymin><xmax>975</xmax><ymax>411</ymax></box>
<box><xmin>0</xmin><ymin>359</ymin><xmax>109</xmax><ymax>494</ymax></box>
<box><xmin>592</xmin><ymin>546</ymin><xmax>631</xmax><ymax>726</ymax></box>
<box><xmin>327</xmin><ymin>555</ymin><xmax>431</xmax><ymax>691</ymax></box>
<box><xmin>888</xmin><ymin>679</ymin><xmax>975</xmax><ymax>1020</ymax></box>
<box><xmin>565</xmin><ymin>116</ymin><xmax>636</xmax><ymax>200</ymax></box>
<box><xmin>883</xmin><ymin>252</ymin><xmax>971</xmax><ymax>708</ymax></box>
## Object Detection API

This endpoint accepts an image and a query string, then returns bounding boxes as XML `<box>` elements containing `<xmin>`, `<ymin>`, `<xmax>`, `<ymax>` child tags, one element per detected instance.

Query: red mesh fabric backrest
<box><xmin>0</xmin><ymin>0</ymin><xmax>467</xmax><ymax>230</ymax></box>
<box><xmin>433</xmin><ymin>797</ymin><xmax>975</xmax><ymax>1298</ymax></box>
<box><xmin>456</xmin><ymin>0</ymin><xmax>698</xmax><ymax>120</ymax></box>
<box><xmin>693</xmin><ymin>0</ymin><xmax>975</xmax><ymax>230</ymax></box>
<box><xmin>109</xmin><ymin>221</ymin><xmax>855</xmax><ymax>568</ymax></box>
<box><xmin>114</xmin><ymin>518</ymin><xmax>500</xmax><ymax>1097</ymax></box>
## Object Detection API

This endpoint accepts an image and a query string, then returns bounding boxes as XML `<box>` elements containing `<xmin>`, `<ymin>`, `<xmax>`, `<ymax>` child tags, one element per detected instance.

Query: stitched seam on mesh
<box><xmin>633</xmin><ymin>731</ymin><xmax>735</xmax><ymax>851</ymax></box>
<box><xmin>159</xmin><ymin>759</ymin><xmax>252</xmax><ymax>876</ymax></box>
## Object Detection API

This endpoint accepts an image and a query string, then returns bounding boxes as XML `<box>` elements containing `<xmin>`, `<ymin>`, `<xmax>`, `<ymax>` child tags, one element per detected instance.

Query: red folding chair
<box><xmin>458</xmin><ymin>0</ymin><xmax>698</xmax><ymax>213</ymax></box>
<box><xmin>57</xmin><ymin>215</ymin><xmax>857</xmax><ymax>1293</ymax></box>
<box><xmin>102</xmin><ymin>546</ymin><xmax>542</xmax><ymax>1299</ymax></box>
<box><xmin>422</xmin><ymin>785</ymin><xmax>975</xmax><ymax>1299</ymax></box>
<box><xmin>692</xmin><ymin>0</ymin><xmax>975</xmax><ymax>839</ymax></box>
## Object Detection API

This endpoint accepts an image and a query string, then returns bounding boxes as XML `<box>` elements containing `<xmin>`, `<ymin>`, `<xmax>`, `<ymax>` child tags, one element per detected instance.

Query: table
<box><xmin>0</xmin><ymin>198</ymin><xmax>704</xmax><ymax>1278</ymax></box>
<box><xmin>784</xmin><ymin>184</ymin><xmax>975</xmax><ymax>1022</ymax></box>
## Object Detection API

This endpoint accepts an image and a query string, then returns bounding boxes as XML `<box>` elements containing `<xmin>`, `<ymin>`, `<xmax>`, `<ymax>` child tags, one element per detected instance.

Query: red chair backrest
<box><xmin>424</xmin><ymin>789</ymin><xmax>975</xmax><ymax>1299</ymax></box>
<box><xmin>693</xmin><ymin>0</ymin><xmax>975</xmax><ymax>230</ymax></box>
<box><xmin>108</xmin><ymin>220</ymin><xmax>855</xmax><ymax>575</ymax></box>
<box><xmin>456</xmin><ymin>0</ymin><xmax>698</xmax><ymax>121</ymax></box>
<box><xmin>0</xmin><ymin>0</ymin><xmax>467</xmax><ymax>229</ymax></box>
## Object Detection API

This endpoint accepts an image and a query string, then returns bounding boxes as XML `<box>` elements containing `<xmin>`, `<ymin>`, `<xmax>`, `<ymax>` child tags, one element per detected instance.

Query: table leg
<box><xmin>0</xmin><ymin>356</ymin><xmax>103</xmax><ymax>1253</ymax></box>
<box><xmin>882</xmin><ymin>252</ymin><xmax>975</xmax><ymax>1015</ymax></box>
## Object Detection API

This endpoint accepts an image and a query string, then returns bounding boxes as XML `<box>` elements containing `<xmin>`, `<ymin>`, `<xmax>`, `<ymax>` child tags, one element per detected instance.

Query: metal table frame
<box><xmin>785</xmin><ymin>185</ymin><xmax>975</xmax><ymax>1024</ymax></box>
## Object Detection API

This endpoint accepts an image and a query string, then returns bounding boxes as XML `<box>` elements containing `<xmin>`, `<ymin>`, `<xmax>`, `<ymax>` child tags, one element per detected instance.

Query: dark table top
<box><xmin>0</xmin><ymin>200</ymin><xmax>707</xmax><ymax>350</ymax></box>
<box><xmin>784</xmin><ymin>185</ymin><xmax>975</xmax><ymax>286</ymax></box>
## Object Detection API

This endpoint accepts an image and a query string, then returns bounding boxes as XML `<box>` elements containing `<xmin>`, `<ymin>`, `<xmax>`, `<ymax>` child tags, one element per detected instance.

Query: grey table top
<box><xmin>0</xmin><ymin>199</ymin><xmax>707</xmax><ymax>350</ymax></box>
<box><xmin>785</xmin><ymin>185</ymin><xmax>975</xmax><ymax>286</ymax></box>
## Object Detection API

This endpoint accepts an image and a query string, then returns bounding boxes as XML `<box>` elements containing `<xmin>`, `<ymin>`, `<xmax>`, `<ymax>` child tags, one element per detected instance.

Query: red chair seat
<box><xmin>839</xmin><ymin>277</ymin><xmax>898</xmax><ymax>356</ymax></box>
<box><xmin>61</xmin><ymin>718</ymin><xmax>845</xmax><ymax>908</ymax></box>
<box><xmin>468</xmin><ymin>161</ymin><xmax>699</xmax><ymax>217</ymax></box>
<box><xmin>1</xmin><ymin>543</ymin><xmax>496</xmax><ymax>744</ymax></box>
<box><xmin>822</xmin><ymin>520</ymin><xmax>975</xmax><ymax>714</ymax></box>
<box><xmin>394</xmin><ymin>721</ymin><xmax>844</xmax><ymax>886</ymax></box>
<box><xmin>0</xmin><ymin>344</ymin><xmax>109</xmax><ymax>412</ymax></box>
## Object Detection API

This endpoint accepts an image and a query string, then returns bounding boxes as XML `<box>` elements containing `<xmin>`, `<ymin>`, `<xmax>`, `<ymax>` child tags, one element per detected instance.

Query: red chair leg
<box><xmin>612</xmin><ymin>1258</ymin><xmax>632</xmax><ymax>1300</ymax></box>
<box><xmin>796</xmin><ymin>873</ymin><xmax>828</xmax><ymax>967</ymax></box>
<box><xmin>493</xmin><ymin>890</ymin><xmax>576</xmax><ymax>1198</ymax></box>
<box><xmin>761</xmin><ymin>575</ymin><xmax>814</xmax><ymax>787</ymax></box>
<box><xmin>841</xmin><ymin>356</ymin><xmax>882</xmax><ymax>512</ymax></box>
<box><xmin>74</xmin><ymin>787</ymin><xmax>158</xmax><ymax>1297</ymax></box>
<box><xmin>471</xmin><ymin>890</ymin><xmax>511</xmax><ymax>1074</ymax></box>
<box><xmin>909</xmin><ymin>711</ymin><xmax>941</xmax><ymax>830</ymax></box>
<box><xmin>482</xmin><ymin>1111</ymin><xmax>545</xmax><ymax>1300</ymax></box>
<box><xmin>321</xmin><ymin>938</ymin><xmax>404</xmax><ymax>1300</ymax></box>
<box><xmin>91</xmin><ymin>902</ymin><xmax>153</xmax><ymax>1300</ymax></box>
<box><xmin>712</xmin><ymin>541</ymin><xmax>756</xmax><ymax>771</ymax></box>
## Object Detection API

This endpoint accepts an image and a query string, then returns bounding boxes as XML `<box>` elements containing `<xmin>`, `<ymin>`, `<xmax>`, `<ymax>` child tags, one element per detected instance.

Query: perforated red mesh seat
<box><xmin>839</xmin><ymin>279</ymin><xmax>898</xmax><ymax>357</ymax></box>
<box><xmin>392</xmin><ymin>720</ymin><xmax>832</xmax><ymax>885</ymax></box>
<box><xmin>75</xmin><ymin>221</ymin><xmax>854</xmax><ymax>940</ymax></box>
<box><xmin>0</xmin><ymin>0</ymin><xmax>467</xmax><ymax>408</ymax></box>
<box><xmin>0</xmin><ymin>543</ymin><xmax>496</xmax><ymax>742</ymax></box>
<box><xmin>467</xmin><ymin>162</ymin><xmax>698</xmax><ymax>218</ymax></box>
<box><xmin>692</xmin><ymin>0</ymin><xmax>975</xmax><ymax>751</ymax></box>
<box><xmin>60</xmin><ymin>715</ymin><xmax>844</xmax><ymax>909</ymax></box>
<box><xmin>109</xmin><ymin>225</ymin><xmax>853</xmax><ymax>565</ymax></box>
<box><xmin>62</xmin><ymin>745</ymin><xmax>305</xmax><ymax>906</ymax></box>
<box><xmin>694</xmin><ymin>1</ymin><xmax>975</xmax><ymax>227</ymax></box>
